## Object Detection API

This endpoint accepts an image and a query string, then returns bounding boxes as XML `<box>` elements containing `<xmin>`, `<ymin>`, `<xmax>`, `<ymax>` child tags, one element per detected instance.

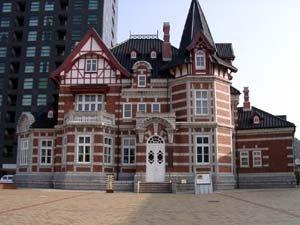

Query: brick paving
<box><xmin>0</xmin><ymin>188</ymin><xmax>299</xmax><ymax>225</ymax></box>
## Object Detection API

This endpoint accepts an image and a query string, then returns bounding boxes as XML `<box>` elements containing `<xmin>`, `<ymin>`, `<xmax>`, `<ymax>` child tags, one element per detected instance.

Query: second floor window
<box><xmin>195</xmin><ymin>90</ymin><xmax>208</xmax><ymax>115</ymax></box>
<box><xmin>76</xmin><ymin>94</ymin><xmax>103</xmax><ymax>112</ymax></box>
<box><xmin>86</xmin><ymin>59</ymin><xmax>97</xmax><ymax>72</ymax></box>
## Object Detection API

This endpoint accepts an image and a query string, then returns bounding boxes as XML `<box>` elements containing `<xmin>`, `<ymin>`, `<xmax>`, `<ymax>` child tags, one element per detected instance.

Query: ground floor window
<box><xmin>40</xmin><ymin>140</ymin><xmax>53</xmax><ymax>165</ymax></box>
<box><xmin>240</xmin><ymin>151</ymin><xmax>249</xmax><ymax>168</ymax></box>
<box><xmin>122</xmin><ymin>138</ymin><xmax>136</xmax><ymax>165</ymax></box>
<box><xmin>104</xmin><ymin>137</ymin><xmax>113</xmax><ymax>164</ymax></box>
<box><xmin>20</xmin><ymin>139</ymin><xmax>29</xmax><ymax>165</ymax></box>
<box><xmin>195</xmin><ymin>136</ymin><xmax>210</xmax><ymax>164</ymax></box>
<box><xmin>77</xmin><ymin>136</ymin><xmax>91</xmax><ymax>163</ymax></box>
<box><xmin>253</xmin><ymin>151</ymin><xmax>262</xmax><ymax>167</ymax></box>
<box><xmin>62</xmin><ymin>135</ymin><xmax>67</xmax><ymax>165</ymax></box>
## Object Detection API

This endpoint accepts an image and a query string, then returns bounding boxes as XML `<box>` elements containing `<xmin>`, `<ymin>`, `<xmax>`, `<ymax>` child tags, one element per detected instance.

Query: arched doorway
<box><xmin>146</xmin><ymin>135</ymin><xmax>165</xmax><ymax>182</ymax></box>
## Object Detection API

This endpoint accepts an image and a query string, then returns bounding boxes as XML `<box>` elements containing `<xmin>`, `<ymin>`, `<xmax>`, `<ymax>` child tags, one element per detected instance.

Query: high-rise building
<box><xmin>0</xmin><ymin>0</ymin><xmax>118</xmax><ymax>175</ymax></box>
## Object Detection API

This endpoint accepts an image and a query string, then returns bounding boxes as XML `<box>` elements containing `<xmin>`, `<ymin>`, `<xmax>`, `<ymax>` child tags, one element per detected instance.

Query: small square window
<box><xmin>0</xmin><ymin>47</ymin><xmax>7</xmax><ymax>57</ymax></box>
<box><xmin>26</xmin><ymin>47</ymin><xmax>36</xmax><ymax>57</ymax></box>
<box><xmin>138</xmin><ymin>103</ymin><xmax>146</xmax><ymax>113</ymax></box>
<box><xmin>40</xmin><ymin>61</ymin><xmax>49</xmax><ymax>73</ymax></box>
<box><xmin>22</xmin><ymin>95</ymin><xmax>32</xmax><ymax>106</ymax></box>
<box><xmin>0</xmin><ymin>95</ymin><xmax>3</xmax><ymax>106</ymax></box>
<box><xmin>23</xmin><ymin>78</ymin><xmax>33</xmax><ymax>89</ymax></box>
<box><xmin>87</xmin><ymin>15</ymin><xmax>97</xmax><ymax>25</ymax></box>
<box><xmin>29</xmin><ymin>16</ymin><xmax>39</xmax><ymax>26</ymax></box>
<box><xmin>42</xmin><ymin>31</ymin><xmax>52</xmax><ymax>41</ymax></box>
<box><xmin>38</xmin><ymin>78</ymin><xmax>48</xmax><ymax>89</ymax></box>
<box><xmin>28</xmin><ymin>31</ymin><xmax>38</xmax><ymax>41</ymax></box>
<box><xmin>131</xmin><ymin>51</ymin><xmax>137</xmax><ymax>59</ymax></box>
<box><xmin>45</xmin><ymin>1</ymin><xmax>54</xmax><ymax>11</ymax></box>
<box><xmin>0</xmin><ymin>32</ymin><xmax>9</xmax><ymax>41</ymax></box>
<box><xmin>24</xmin><ymin>63</ymin><xmax>35</xmax><ymax>73</ymax></box>
<box><xmin>0</xmin><ymin>63</ymin><xmax>5</xmax><ymax>73</ymax></box>
<box><xmin>88</xmin><ymin>0</ymin><xmax>98</xmax><ymax>9</ymax></box>
<box><xmin>150</xmin><ymin>51</ymin><xmax>157</xmax><ymax>59</ymax></box>
<box><xmin>0</xmin><ymin>17</ymin><xmax>10</xmax><ymax>27</ymax></box>
<box><xmin>37</xmin><ymin>94</ymin><xmax>47</xmax><ymax>106</ymax></box>
<box><xmin>86</xmin><ymin>59</ymin><xmax>97</xmax><ymax>72</ymax></box>
<box><xmin>43</xmin><ymin>15</ymin><xmax>53</xmax><ymax>26</ymax></box>
<box><xmin>31</xmin><ymin>2</ymin><xmax>40</xmax><ymax>11</ymax></box>
<box><xmin>2</xmin><ymin>3</ymin><xmax>12</xmax><ymax>13</ymax></box>
<box><xmin>72</xmin><ymin>15</ymin><xmax>83</xmax><ymax>25</ymax></box>
<box><xmin>152</xmin><ymin>103</ymin><xmax>160</xmax><ymax>113</ymax></box>
<box><xmin>41</xmin><ymin>46</ymin><xmax>50</xmax><ymax>57</ymax></box>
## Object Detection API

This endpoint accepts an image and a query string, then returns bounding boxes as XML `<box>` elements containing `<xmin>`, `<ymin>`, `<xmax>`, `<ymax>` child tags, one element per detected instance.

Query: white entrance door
<box><xmin>146</xmin><ymin>136</ymin><xmax>165</xmax><ymax>182</ymax></box>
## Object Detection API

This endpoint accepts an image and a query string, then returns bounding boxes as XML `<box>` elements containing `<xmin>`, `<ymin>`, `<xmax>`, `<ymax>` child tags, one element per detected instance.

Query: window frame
<box><xmin>123</xmin><ymin>103</ymin><xmax>132</xmax><ymax>119</ymax></box>
<box><xmin>76</xmin><ymin>94</ymin><xmax>104</xmax><ymax>112</ymax></box>
<box><xmin>195</xmin><ymin>50</ymin><xmax>206</xmax><ymax>70</ymax></box>
<box><xmin>23</xmin><ymin>78</ymin><xmax>34</xmax><ymax>89</ymax></box>
<box><xmin>104</xmin><ymin>137</ymin><xmax>113</xmax><ymax>165</ymax></box>
<box><xmin>122</xmin><ymin>138</ymin><xmax>136</xmax><ymax>165</ymax></box>
<box><xmin>85</xmin><ymin>59</ymin><xmax>97</xmax><ymax>73</ymax></box>
<box><xmin>22</xmin><ymin>95</ymin><xmax>32</xmax><ymax>106</ymax></box>
<box><xmin>19</xmin><ymin>138</ymin><xmax>29</xmax><ymax>166</ymax></box>
<box><xmin>37</xmin><ymin>94</ymin><xmax>47</xmax><ymax>106</ymax></box>
<box><xmin>27</xmin><ymin>31</ymin><xmax>38</xmax><ymax>42</ymax></box>
<box><xmin>152</xmin><ymin>103</ymin><xmax>161</xmax><ymax>113</ymax></box>
<box><xmin>130</xmin><ymin>51</ymin><xmax>137</xmax><ymax>59</ymax></box>
<box><xmin>195</xmin><ymin>135</ymin><xmax>210</xmax><ymax>165</ymax></box>
<box><xmin>2</xmin><ymin>3</ymin><xmax>12</xmax><ymax>13</ymax></box>
<box><xmin>40</xmin><ymin>139</ymin><xmax>53</xmax><ymax>165</ymax></box>
<box><xmin>77</xmin><ymin>135</ymin><xmax>92</xmax><ymax>164</ymax></box>
<box><xmin>138</xmin><ymin>103</ymin><xmax>146</xmax><ymax>113</ymax></box>
<box><xmin>253</xmin><ymin>151</ymin><xmax>262</xmax><ymax>168</ymax></box>
<box><xmin>194</xmin><ymin>90</ymin><xmax>209</xmax><ymax>116</ymax></box>
<box><xmin>138</xmin><ymin>75</ymin><xmax>147</xmax><ymax>87</ymax></box>
<box><xmin>240</xmin><ymin>151</ymin><xmax>249</xmax><ymax>168</ymax></box>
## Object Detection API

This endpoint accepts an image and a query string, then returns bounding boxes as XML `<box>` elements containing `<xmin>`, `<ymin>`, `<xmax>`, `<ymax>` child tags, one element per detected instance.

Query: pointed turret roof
<box><xmin>179</xmin><ymin>0</ymin><xmax>215</xmax><ymax>51</ymax></box>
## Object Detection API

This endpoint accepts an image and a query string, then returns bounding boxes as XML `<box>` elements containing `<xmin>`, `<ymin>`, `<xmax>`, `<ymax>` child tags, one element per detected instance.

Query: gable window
<box><xmin>19</xmin><ymin>139</ymin><xmax>29</xmax><ymax>165</ymax></box>
<box><xmin>40</xmin><ymin>140</ymin><xmax>53</xmax><ymax>165</ymax></box>
<box><xmin>130</xmin><ymin>51</ymin><xmax>137</xmax><ymax>59</ymax></box>
<box><xmin>76</xmin><ymin>95</ymin><xmax>103</xmax><ymax>112</ymax></box>
<box><xmin>62</xmin><ymin>135</ymin><xmax>67</xmax><ymax>166</ymax></box>
<box><xmin>195</xmin><ymin>50</ymin><xmax>206</xmax><ymax>70</ymax></box>
<box><xmin>196</xmin><ymin>136</ymin><xmax>210</xmax><ymax>164</ymax></box>
<box><xmin>253</xmin><ymin>115</ymin><xmax>260</xmax><ymax>124</ymax></box>
<box><xmin>150</xmin><ymin>50</ymin><xmax>157</xmax><ymax>59</ymax></box>
<box><xmin>86</xmin><ymin>59</ymin><xmax>97</xmax><ymax>72</ymax></box>
<box><xmin>123</xmin><ymin>104</ymin><xmax>132</xmax><ymax>119</ymax></box>
<box><xmin>122</xmin><ymin>138</ymin><xmax>136</xmax><ymax>165</ymax></box>
<box><xmin>240</xmin><ymin>151</ymin><xmax>249</xmax><ymax>168</ymax></box>
<box><xmin>253</xmin><ymin>151</ymin><xmax>262</xmax><ymax>167</ymax></box>
<box><xmin>138</xmin><ymin>75</ymin><xmax>146</xmax><ymax>87</ymax></box>
<box><xmin>104</xmin><ymin>137</ymin><xmax>113</xmax><ymax>164</ymax></box>
<box><xmin>152</xmin><ymin>103</ymin><xmax>161</xmax><ymax>113</ymax></box>
<box><xmin>138</xmin><ymin>103</ymin><xmax>146</xmax><ymax>113</ymax></box>
<box><xmin>195</xmin><ymin>90</ymin><xmax>208</xmax><ymax>115</ymax></box>
<box><xmin>77</xmin><ymin>136</ymin><xmax>91</xmax><ymax>163</ymax></box>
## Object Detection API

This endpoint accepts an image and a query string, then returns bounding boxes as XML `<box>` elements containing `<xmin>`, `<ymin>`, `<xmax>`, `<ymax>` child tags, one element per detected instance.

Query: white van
<box><xmin>0</xmin><ymin>175</ymin><xmax>14</xmax><ymax>183</ymax></box>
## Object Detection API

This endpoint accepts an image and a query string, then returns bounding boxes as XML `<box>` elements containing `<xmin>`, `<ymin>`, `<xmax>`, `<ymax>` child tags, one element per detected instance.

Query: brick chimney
<box><xmin>162</xmin><ymin>22</ymin><xmax>172</xmax><ymax>61</ymax></box>
<box><xmin>243</xmin><ymin>87</ymin><xmax>251</xmax><ymax>111</ymax></box>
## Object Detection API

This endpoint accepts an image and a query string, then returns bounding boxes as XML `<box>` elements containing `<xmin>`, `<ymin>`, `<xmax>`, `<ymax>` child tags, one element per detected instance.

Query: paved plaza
<box><xmin>0</xmin><ymin>188</ymin><xmax>299</xmax><ymax>225</ymax></box>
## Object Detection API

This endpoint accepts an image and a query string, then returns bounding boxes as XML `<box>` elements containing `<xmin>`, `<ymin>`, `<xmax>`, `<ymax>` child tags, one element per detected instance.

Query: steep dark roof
<box><xmin>238</xmin><ymin>106</ymin><xmax>295</xmax><ymax>130</ymax></box>
<box><xmin>216</xmin><ymin>43</ymin><xmax>235</xmax><ymax>60</ymax></box>
<box><xmin>231</xmin><ymin>86</ymin><xmax>241</xmax><ymax>95</ymax></box>
<box><xmin>31</xmin><ymin>103</ymin><xmax>58</xmax><ymax>129</ymax></box>
<box><xmin>111</xmin><ymin>38</ymin><xmax>178</xmax><ymax>78</ymax></box>
<box><xmin>179</xmin><ymin>0</ymin><xmax>215</xmax><ymax>51</ymax></box>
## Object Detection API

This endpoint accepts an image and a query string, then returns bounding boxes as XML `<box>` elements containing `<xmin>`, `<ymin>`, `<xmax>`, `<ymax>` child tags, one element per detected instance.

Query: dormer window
<box><xmin>195</xmin><ymin>50</ymin><xmax>206</xmax><ymax>70</ymax></box>
<box><xmin>86</xmin><ymin>59</ymin><xmax>97</xmax><ymax>72</ymax></box>
<box><xmin>138</xmin><ymin>75</ymin><xmax>146</xmax><ymax>87</ymax></box>
<box><xmin>130</xmin><ymin>51</ymin><xmax>137</xmax><ymax>59</ymax></box>
<box><xmin>150</xmin><ymin>50</ymin><xmax>157</xmax><ymax>59</ymax></box>
<box><xmin>253</xmin><ymin>115</ymin><xmax>260</xmax><ymax>124</ymax></box>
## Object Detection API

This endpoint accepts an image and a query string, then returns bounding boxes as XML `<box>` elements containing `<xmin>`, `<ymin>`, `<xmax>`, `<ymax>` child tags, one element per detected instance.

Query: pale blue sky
<box><xmin>118</xmin><ymin>0</ymin><xmax>300</xmax><ymax>138</ymax></box>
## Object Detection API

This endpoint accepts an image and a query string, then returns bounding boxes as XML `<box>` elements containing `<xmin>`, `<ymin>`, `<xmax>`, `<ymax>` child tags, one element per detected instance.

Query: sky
<box><xmin>117</xmin><ymin>0</ymin><xmax>300</xmax><ymax>138</ymax></box>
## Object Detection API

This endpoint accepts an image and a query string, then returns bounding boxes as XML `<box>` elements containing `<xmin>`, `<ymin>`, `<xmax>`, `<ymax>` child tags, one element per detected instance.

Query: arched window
<box><xmin>150</xmin><ymin>50</ymin><xmax>157</xmax><ymax>59</ymax></box>
<box><xmin>130</xmin><ymin>50</ymin><xmax>137</xmax><ymax>59</ymax></box>
<box><xmin>253</xmin><ymin>115</ymin><xmax>260</xmax><ymax>124</ymax></box>
<box><xmin>195</xmin><ymin>50</ymin><xmax>206</xmax><ymax>70</ymax></box>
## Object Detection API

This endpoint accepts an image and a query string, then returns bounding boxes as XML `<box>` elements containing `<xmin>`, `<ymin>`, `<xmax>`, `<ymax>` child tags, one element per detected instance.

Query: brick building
<box><xmin>15</xmin><ymin>0</ymin><xmax>296</xmax><ymax>192</ymax></box>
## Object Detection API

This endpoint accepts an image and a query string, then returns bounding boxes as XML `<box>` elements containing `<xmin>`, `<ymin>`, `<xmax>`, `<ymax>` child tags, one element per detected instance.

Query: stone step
<box><xmin>138</xmin><ymin>182</ymin><xmax>173</xmax><ymax>193</ymax></box>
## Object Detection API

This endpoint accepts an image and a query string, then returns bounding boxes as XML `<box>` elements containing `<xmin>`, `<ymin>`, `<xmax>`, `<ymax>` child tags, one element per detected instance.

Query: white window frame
<box><xmin>123</xmin><ymin>103</ymin><xmax>132</xmax><ymax>119</ymax></box>
<box><xmin>85</xmin><ymin>59</ymin><xmax>97</xmax><ymax>72</ymax></box>
<box><xmin>195</xmin><ymin>50</ymin><xmax>206</xmax><ymax>70</ymax></box>
<box><xmin>195</xmin><ymin>90</ymin><xmax>209</xmax><ymax>115</ymax></box>
<box><xmin>130</xmin><ymin>51</ymin><xmax>137</xmax><ymax>59</ymax></box>
<box><xmin>253</xmin><ymin>151</ymin><xmax>262</xmax><ymax>168</ymax></box>
<box><xmin>240</xmin><ymin>151</ymin><xmax>249</xmax><ymax>168</ymax></box>
<box><xmin>76</xmin><ymin>94</ymin><xmax>103</xmax><ymax>112</ymax></box>
<box><xmin>19</xmin><ymin>139</ymin><xmax>29</xmax><ymax>166</ymax></box>
<box><xmin>195</xmin><ymin>135</ymin><xmax>210</xmax><ymax>165</ymax></box>
<box><xmin>138</xmin><ymin>75</ymin><xmax>146</xmax><ymax>87</ymax></box>
<box><xmin>122</xmin><ymin>138</ymin><xmax>136</xmax><ymax>165</ymax></box>
<box><xmin>152</xmin><ymin>103</ymin><xmax>161</xmax><ymax>113</ymax></box>
<box><xmin>77</xmin><ymin>135</ymin><xmax>92</xmax><ymax>164</ymax></box>
<box><xmin>104</xmin><ymin>137</ymin><xmax>113</xmax><ymax>165</ymax></box>
<box><xmin>40</xmin><ymin>139</ymin><xmax>53</xmax><ymax>165</ymax></box>
<box><xmin>138</xmin><ymin>103</ymin><xmax>146</xmax><ymax>113</ymax></box>
<box><xmin>150</xmin><ymin>50</ymin><xmax>157</xmax><ymax>59</ymax></box>
<box><xmin>253</xmin><ymin>116</ymin><xmax>260</xmax><ymax>124</ymax></box>
<box><xmin>62</xmin><ymin>135</ymin><xmax>67</xmax><ymax>166</ymax></box>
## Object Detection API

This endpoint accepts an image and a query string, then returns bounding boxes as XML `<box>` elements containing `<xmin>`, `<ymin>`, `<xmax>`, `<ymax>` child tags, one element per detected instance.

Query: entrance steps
<box><xmin>138</xmin><ymin>182</ymin><xmax>173</xmax><ymax>193</ymax></box>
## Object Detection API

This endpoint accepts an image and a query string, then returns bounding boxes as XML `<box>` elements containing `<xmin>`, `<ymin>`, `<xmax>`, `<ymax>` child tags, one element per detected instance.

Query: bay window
<box><xmin>77</xmin><ymin>136</ymin><xmax>91</xmax><ymax>163</ymax></box>
<box><xmin>195</xmin><ymin>90</ymin><xmax>209</xmax><ymax>115</ymax></box>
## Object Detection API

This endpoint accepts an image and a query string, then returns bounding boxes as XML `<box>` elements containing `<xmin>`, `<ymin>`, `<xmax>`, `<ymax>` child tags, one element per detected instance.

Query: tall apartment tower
<box><xmin>0</xmin><ymin>0</ymin><xmax>118</xmax><ymax>175</ymax></box>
